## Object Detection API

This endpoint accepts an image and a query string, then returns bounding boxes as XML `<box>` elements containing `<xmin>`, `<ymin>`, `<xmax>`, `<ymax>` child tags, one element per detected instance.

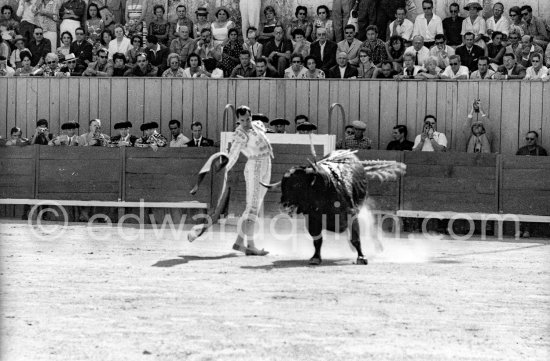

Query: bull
<box><xmin>262</xmin><ymin>150</ymin><xmax>406</xmax><ymax>265</ymax></box>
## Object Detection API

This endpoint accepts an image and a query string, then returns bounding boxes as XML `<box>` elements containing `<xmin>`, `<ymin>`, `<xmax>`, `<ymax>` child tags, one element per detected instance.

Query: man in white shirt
<box><xmin>412</xmin><ymin>0</ymin><xmax>444</xmax><ymax>48</ymax></box>
<box><xmin>394</xmin><ymin>52</ymin><xmax>424</xmax><ymax>79</ymax></box>
<box><xmin>429</xmin><ymin>33</ymin><xmax>455</xmax><ymax>68</ymax></box>
<box><xmin>388</xmin><ymin>7</ymin><xmax>414</xmax><ymax>42</ymax></box>
<box><xmin>168</xmin><ymin>119</ymin><xmax>190</xmax><ymax>147</ymax></box>
<box><xmin>486</xmin><ymin>2</ymin><xmax>510</xmax><ymax>36</ymax></box>
<box><xmin>524</xmin><ymin>53</ymin><xmax>549</xmax><ymax>80</ymax></box>
<box><xmin>413</xmin><ymin>115</ymin><xmax>447</xmax><ymax>152</ymax></box>
<box><xmin>440</xmin><ymin>54</ymin><xmax>470</xmax><ymax>79</ymax></box>
<box><xmin>405</xmin><ymin>35</ymin><xmax>431</xmax><ymax>66</ymax></box>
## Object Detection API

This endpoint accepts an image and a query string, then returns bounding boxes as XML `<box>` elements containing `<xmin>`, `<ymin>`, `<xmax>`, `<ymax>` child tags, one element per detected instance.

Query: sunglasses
<box><xmin>532</xmin><ymin>60</ymin><xmax>540</xmax><ymax>63</ymax></box>
<box><xmin>450</xmin><ymin>10</ymin><xmax>458</xmax><ymax>13</ymax></box>
<box><xmin>435</xmin><ymin>41</ymin><xmax>444</xmax><ymax>45</ymax></box>
<box><xmin>292</xmin><ymin>60</ymin><xmax>301</xmax><ymax>64</ymax></box>
<box><xmin>169</xmin><ymin>127</ymin><xmax>178</xmax><ymax>130</ymax></box>
<box><xmin>509</xmin><ymin>37</ymin><xmax>518</xmax><ymax>40</ymax></box>
<box><xmin>66</xmin><ymin>60</ymin><xmax>76</xmax><ymax>64</ymax></box>
<box><xmin>345</xmin><ymin>130</ymin><xmax>354</xmax><ymax>135</ymax></box>
<box><xmin>526</xmin><ymin>137</ymin><xmax>535</xmax><ymax>141</ymax></box>
<box><xmin>76</xmin><ymin>32</ymin><xmax>84</xmax><ymax>35</ymax></box>
<box><xmin>98</xmin><ymin>55</ymin><xmax>107</xmax><ymax>59</ymax></box>
<box><xmin>510</xmin><ymin>14</ymin><xmax>518</xmax><ymax>17</ymax></box>
<box><xmin>318</xmin><ymin>11</ymin><xmax>326</xmax><ymax>14</ymax></box>
<box><xmin>345</xmin><ymin>32</ymin><xmax>354</xmax><ymax>35</ymax></box>
<box><xmin>521</xmin><ymin>12</ymin><xmax>529</xmax><ymax>16</ymax></box>
<box><xmin>298</xmin><ymin>12</ymin><xmax>306</xmax><ymax>15</ymax></box>
<box><xmin>450</xmin><ymin>62</ymin><xmax>459</xmax><ymax>65</ymax></box>
<box><xmin>46</xmin><ymin>61</ymin><xmax>57</xmax><ymax>64</ymax></box>
<box><xmin>423</xmin><ymin>7</ymin><xmax>432</xmax><ymax>10</ymax></box>
<box><xmin>35</xmin><ymin>32</ymin><xmax>43</xmax><ymax>35</ymax></box>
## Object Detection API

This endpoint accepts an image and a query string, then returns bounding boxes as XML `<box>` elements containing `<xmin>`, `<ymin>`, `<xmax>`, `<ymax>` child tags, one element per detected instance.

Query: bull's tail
<box><xmin>362</xmin><ymin>160</ymin><xmax>406</xmax><ymax>182</ymax></box>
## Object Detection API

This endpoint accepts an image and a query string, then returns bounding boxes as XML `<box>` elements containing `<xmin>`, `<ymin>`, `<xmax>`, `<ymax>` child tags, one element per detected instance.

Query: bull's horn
<box><xmin>260</xmin><ymin>181</ymin><xmax>281</xmax><ymax>189</ymax></box>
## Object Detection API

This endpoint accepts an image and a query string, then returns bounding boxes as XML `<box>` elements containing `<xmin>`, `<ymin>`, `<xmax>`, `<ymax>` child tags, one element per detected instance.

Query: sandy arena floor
<box><xmin>0</xmin><ymin>216</ymin><xmax>549</xmax><ymax>361</ymax></box>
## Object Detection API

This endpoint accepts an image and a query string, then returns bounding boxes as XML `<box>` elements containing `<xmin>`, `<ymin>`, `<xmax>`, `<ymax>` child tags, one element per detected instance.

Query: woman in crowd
<box><xmin>508</xmin><ymin>6</ymin><xmax>525</xmax><ymax>37</ymax></box>
<box><xmin>243</xmin><ymin>26</ymin><xmax>262</xmax><ymax>64</ymax></box>
<box><xmin>108</xmin><ymin>24</ymin><xmax>131</xmax><ymax>60</ymax></box>
<box><xmin>312</xmin><ymin>5</ymin><xmax>334</xmax><ymax>42</ymax></box>
<box><xmin>415</xmin><ymin>56</ymin><xmax>442</xmax><ymax>79</ymax></box>
<box><xmin>95</xmin><ymin>28</ymin><xmax>112</xmax><ymax>56</ymax></box>
<box><xmin>286</xmin><ymin>5</ymin><xmax>312</xmax><ymax>41</ymax></box>
<box><xmin>34</xmin><ymin>52</ymin><xmax>62</xmax><ymax>76</ymax></box>
<box><xmin>1</xmin><ymin>5</ymin><xmax>19</xmax><ymax>40</ymax></box>
<box><xmin>147</xmin><ymin>4</ymin><xmax>169</xmax><ymax>46</ymax></box>
<box><xmin>112</xmin><ymin>52</ymin><xmax>130</xmax><ymax>76</ymax></box>
<box><xmin>36</xmin><ymin>0</ymin><xmax>60</xmax><ymax>53</ymax></box>
<box><xmin>56</xmin><ymin>31</ymin><xmax>72</xmax><ymax>58</ymax></box>
<box><xmin>258</xmin><ymin>6</ymin><xmax>280</xmax><ymax>45</ymax></box>
<box><xmin>126</xmin><ymin>51</ymin><xmax>157</xmax><ymax>76</ymax></box>
<box><xmin>357</xmin><ymin>49</ymin><xmax>376</xmax><ymax>78</ymax></box>
<box><xmin>386</xmin><ymin>35</ymin><xmax>405</xmax><ymax>72</ymax></box>
<box><xmin>193</xmin><ymin>7</ymin><xmax>210</xmax><ymax>38</ymax></box>
<box><xmin>302</xmin><ymin>55</ymin><xmax>325</xmax><ymax>78</ymax></box>
<box><xmin>182</xmin><ymin>52</ymin><xmax>204</xmax><ymax>78</ymax></box>
<box><xmin>126</xmin><ymin>34</ymin><xmax>143</xmax><ymax>66</ymax></box>
<box><xmin>461</xmin><ymin>2</ymin><xmax>487</xmax><ymax>49</ymax></box>
<box><xmin>219</xmin><ymin>27</ymin><xmax>241</xmax><ymax>76</ymax></box>
<box><xmin>162</xmin><ymin>52</ymin><xmax>184</xmax><ymax>77</ymax></box>
<box><xmin>487</xmin><ymin>31</ymin><xmax>505</xmax><ymax>66</ymax></box>
<box><xmin>292</xmin><ymin>28</ymin><xmax>310</xmax><ymax>58</ymax></box>
<box><xmin>10</xmin><ymin>35</ymin><xmax>30</xmax><ymax>68</ymax></box>
<box><xmin>14</xmin><ymin>50</ymin><xmax>34</xmax><ymax>75</ymax></box>
<box><xmin>211</xmin><ymin>6</ymin><xmax>234</xmax><ymax>48</ymax></box>
<box><xmin>284</xmin><ymin>53</ymin><xmax>307</xmax><ymax>78</ymax></box>
<box><xmin>125</xmin><ymin>0</ymin><xmax>145</xmax><ymax>37</ymax></box>
<box><xmin>85</xmin><ymin>2</ymin><xmax>104</xmax><ymax>45</ymax></box>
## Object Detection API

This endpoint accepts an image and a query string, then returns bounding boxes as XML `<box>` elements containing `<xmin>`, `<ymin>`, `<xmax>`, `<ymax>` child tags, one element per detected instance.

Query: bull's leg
<box><xmin>351</xmin><ymin>217</ymin><xmax>368</xmax><ymax>265</ymax></box>
<box><xmin>307</xmin><ymin>214</ymin><xmax>323</xmax><ymax>265</ymax></box>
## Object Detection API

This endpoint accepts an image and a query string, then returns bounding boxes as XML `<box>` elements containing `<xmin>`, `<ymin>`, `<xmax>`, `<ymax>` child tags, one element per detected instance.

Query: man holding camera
<box><xmin>30</xmin><ymin>118</ymin><xmax>54</xmax><ymax>145</ymax></box>
<box><xmin>412</xmin><ymin>115</ymin><xmax>447</xmax><ymax>152</ymax></box>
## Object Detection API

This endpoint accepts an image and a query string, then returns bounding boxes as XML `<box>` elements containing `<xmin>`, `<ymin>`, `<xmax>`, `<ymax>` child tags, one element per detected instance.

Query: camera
<box><xmin>473</xmin><ymin>99</ymin><xmax>481</xmax><ymax>113</ymax></box>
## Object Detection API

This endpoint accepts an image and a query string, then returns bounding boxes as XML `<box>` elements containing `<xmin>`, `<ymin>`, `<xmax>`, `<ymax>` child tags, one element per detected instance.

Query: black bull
<box><xmin>262</xmin><ymin>150</ymin><xmax>406</xmax><ymax>265</ymax></box>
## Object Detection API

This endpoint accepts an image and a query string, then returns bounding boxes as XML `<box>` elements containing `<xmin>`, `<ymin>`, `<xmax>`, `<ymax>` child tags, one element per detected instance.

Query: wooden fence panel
<box><xmin>88</xmin><ymin>78</ymin><xmax>99</xmax><ymax>121</ymax></box>
<box><xmin>182</xmin><ymin>79</ymin><xmax>195</xmax><ymax>126</ymax></box>
<box><xmin>0</xmin><ymin>146</ymin><xmax>35</xmax><ymax>199</ymax></box>
<box><xmin>68</xmin><ymin>78</ymin><xmax>80</xmax><ymax>124</ymax></box>
<box><xmin>307</xmin><ymin>80</ymin><xmax>319</xmax><ymax>130</ymax></box>
<box><xmin>127</xmin><ymin>78</ymin><xmax>145</xmax><ymax>127</ymax></box>
<box><xmin>26</xmin><ymin>78</ymin><xmax>38</xmax><ymax>137</ymax></box>
<box><xmin>110</xmin><ymin>78</ymin><xmax>128</xmax><ymax>133</ymax></box>
<box><xmin>488</xmin><ymin>81</ymin><xmax>502</xmax><ymax>153</ymax></box>
<box><xmin>0</xmin><ymin>78</ymin><xmax>7</xmax><ymax>138</ymax></box>
<box><xmin>247</xmin><ymin>79</ymin><xmax>261</xmax><ymax>114</ymax></box>
<box><xmin>529</xmin><ymin>82</ymin><xmax>543</xmax><ymax>137</ymax></box>
<box><xmin>160</xmin><ymin>78</ymin><xmax>173</xmax><ymax>135</ymax></box>
<box><xmin>500</xmin><ymin>82</ymin><xmax>521</xmax><ymax>155</ymax></box>
<box><xmin>378</xmin><ymin>81</ymin><xmax>397</xmax><ymax>150</ymax></box>
<box><xmin>59</xmin><ymin>78</ymin><xmax>69</xmax><ymax>126</ymax></box>
<box><xmin>542</xmin><ymin>83</ymin><xmax>550</xmax><ymax>150</ymax></box>
<box><xmin>316</xmin><ymin>79</ymin><xmax>330</xmax><ymax>133</ymax></box>
<box><xmin>6</xmin><ymin>79</ymin><xmax>17</xmax><ymax>138</ymax></box>
<box><xmin>16</xmin><ymin>78</ymin><xmax>28</xmax><ymax>135</ymax></box>
<box><xmin>98</xmin><ymin>79</ymin><xmax>112</xmax><ymax>132</ymax></box>
<box><xmin>518</xmin><ymin>81</ymin><xmax>531</xmax><ymax>148</ymax></box>
<box><xmin>284</xmin><ymin>80</ymin><xmax>297</xmax><ymax>124</ymax></box>
<box><xmin>78</xmin><ymin>78</ymin><xmax>90</xmax><ymax>130</ymax></box>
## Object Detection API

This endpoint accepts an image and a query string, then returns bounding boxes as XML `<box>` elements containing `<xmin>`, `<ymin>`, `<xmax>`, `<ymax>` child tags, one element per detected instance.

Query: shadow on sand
<box><xmin>241</xmin><ymin>258</ymin><xmax>357</xmax><ymax>270</ymax></box>
<box><xmin>152</xmin><ymin>253</ymin><xmax>239</xmax><ymax>267</ymax></box>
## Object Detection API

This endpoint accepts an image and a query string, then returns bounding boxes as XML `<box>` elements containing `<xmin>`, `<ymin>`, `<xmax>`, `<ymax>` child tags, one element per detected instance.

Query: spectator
<box><xmin>429</xmin><ymin>33</ymin><xmax>455</xmax><ymax>69</ymax></box>
<box><xmin>135</xmin><ymin>121</ymin><xmax>167</xmax><ymax>150</ymax></box>
<box><xmin>83</xmin><ymin>48</ymin><xmax>113</xmax><ymax>76</ymax></box>
<box><xmin>254</xmin><ymin>56</ymin><xmax>278</xmax><ymax>78</ymax></box>
<box><xmin>357</xmin><ymin>49</ymin><xmax>376</xmax><ymax>78</ymax></box>
<box><xmin>169</xmin><ymin>25</ymin><xmax>194</xmax><ymax>67</ymax></box>
<box><xmin>231</xmin><ymin>49</ymin><xmax>256</xmax><ymax>78</ymax></box>
<box><xmin>520</xmin><ymin>5</ymin><xmax>548</xmax><ymax>49</ymax></box>
<box><xmin>294</xmin><ymin>114</ymin><xmax>309</xmax><ymax>133</ymax></box>
<box><xmin>240</xmin><ymin>1</ymin><xmax>260</xmax><ymax>40</ymax></box>
<box><xmin>201</xmin><ymin>58</ymin><xmax>224</xmax><ymax>78</ymax></box>
<box><xmin>337</xmin><ymin>24</ymin><xmax>362</xmax><ymax>66</ymax></box>
<box><xmin>0</xmin><ymin>54</ymin><xmax>15</xmax><ymax>76</ymax></box>
<box><xmin>310</xmin><ymin>27</ymin><xmax>337</xmax><ymax>74</ymax></box>
<box><xmin>505</xmin><ymin>30</ymin><xmax>521</xmax><ymax>55</ymax></box>
<box><xmin>126</xmin><ymin>51</ymin><xmax>157</xmax><ymax>76</ymax></box>
<box><xmin>49</xmin><ymin>121</ymin><xmax>79</xmax><ymax>146</ymax></box>
<box><xmin>193</xmin><ymin>7</ymin><xmax>211</xmax><ymax>39</ymax></box>
<box><xmin>98</xmin><ymin>28</ymin><xmax>113</xmax><ymax>54</ymax></box>
<box><xmin>211</xmin><ymin>6</ymin><xmax>234</xmax><ymax>48</ymax></box>
<box><xmin>374</xmin><ymin>60</ymin><xmax>398</xmax><ymax>78</ymax></box>
<box><xmin>57</xmin><ymin>31</ymin><xmax>72</xmax><ymax>59</ymax></box>
<box><xmin>405</xmin><ymin>35</ymin><xmax>430</xmax><ymax>66</ymax></box>
<box><xmin>183</xmin><ymin>52</ymin><xmax>205</xmax><ymax>78</ymax></box>
<box><xmin>440</xmin><ymin>54</ymin><xmax>469</xmax><ymax>79</ymax></box>
<box><xmin>517</xmin><ymin>131</ymin><xmax>547</xmax><ymax>156</ymax></box>
<box><xmin>109</xmin><ymin>121</ymin><xmax>137</xmax><ymax>147</ymax></box>
<box><xmin>487</xmin><ymin>31</ymin><xmax>505</xmax><ymax>66</ymax></box>
<box><xmin>9</xmin><ymin>35</ymin><xmax>29</xmax><ymax>68</ymax></box>
<box><xmin>287</xmin><ymin>5</ymin><xmax>312</xmax><ymax>41</ymax></box>
<box><xmin>70</xmin><ymin>27</ymin><xmax>92</xmax><ymax>67</ymax></box>
<box><xmin>169</xmin><ymin>4</ymin><xmax>193</xmax><ymax>41</ymax></box>
<box><xmin>85</xmin><ymin>2</ymin><xmax>104</xmax><ymax>45</ymax></box>
<box><xmin>34</xmin><ymin>52</ymin><xmax>63</xmax><ymax>76</ymax></box>
<box><xmin>112</xmin><ymin>52</ymin><xmax>130</xmax><ymax>76</ymax></box>
<box><xmin>470</xmin><ymin>56</ymin><xmax>495</xmax><ymax>79</ymax></box>
<box><xmin>455</xmin><ymin>32</ymin><xmax>485</xmax><ymax>72</ymax></box>
<box><xmin>161</xmin><ymin>52</ymin><xmax>183</xmax><ymax>77</ymax></box>
<box><xmin>16</xmin><ymin>0</ymin><xmax>38</xmax><ymax>41</ymax></box>
<box><xmin>296</xmin><ymin>121</ymin><xmax>317</xmax><ymax>134</ymax></box>
<box><xmin>394</xmin><ymin>52</ymin><xmax>423</xmax><ymax>79</ymax></box>
<box><xmin>412</xmin><ymin>115</ymin><xmax>447</xmax><ymax>152</ymax></box>
<box><xmin>332</xmin><ymin>0</ymin><xmax>353</xmax><ymax>42</ymax></box>
<box><xmin>374</xmin><ymin>0</ymin><xmax>408</xmax><ymax>41</ymax></box>
<box><xmin>108</xmin><ymin>24</ymin><xmax>132</xmax><ymax>61</ymax></box>
<box><xmin>36</xmin><ymin>0</ymin><xmax>60</xmax><ymax>53</ymax></box>
<box><xmin>387</xmin><ymin>125</ymin><xmax>413</xmax><ymax>151</ymax></box>
<box><xmin>384</xmin><ymin>36</ymin><xmax>404</xmax><ymax>72</ymax></box>
<box><xmin>412</xmin><ymin>0</ymin><xmax>443</xmax><ymax>48</ymax></box>
<box><xmin>312</xmin><ymin>5</ymin><xmax>334</xmax><ymax>42</ymax></box>
<box><xmin>59</xmin><ymin>0</ymin><xmax>86</xmax><ymax>40</ymax></box>
<box><xmin>107</xmin><ymin>0</ymin><xmax>124</xmax><ymax>25</ymax></box>
<box><xmin>388</xmin><ymin>7</ymin><xmax>413</xmax><ymax>42</ymax></box>
<box><xmin>464</xmin><ymin>99</ymin><xmax>491</xmax><ymax>153</ymax></box>
<box><xmin>5</xmin><ymin>126</ymin><xmax>29</xmax><ymax>146</ymax></box>
<box><xmin>148</xmin><ymin>4</ymin><xmax>169</xmax><ymax>46</ymax></box>
<box><xmin>195</xmin><ymin>28</ymin><xmax>218</xmax><ymax>61</ymax></box>
<box><xmin>486</xmin><ymin>2</ymin><xmax>510</xmax><ymax>37</ymax></box>
<box><xmin>344</xmin><ymin>124</ymin><xmax>355</xmax><ymax>138</ymax></box>
<box><xmin>292</xmin><ymin>28</ymin><xmax>311</xmax><ymax>59</ymax></box>
<box><xmin>301</xmin><ymin>55</ymin><xmax>325</xmax><ymax>79</ymax></box>
<box><xmin>220</xmin><ymin>27</ymin><xmax>242</xmax><ymax>76</ymax></box>
<box><xmin>461</xmin><ymin>2</ymin><xmax>487</xmax><ymax>49</ymax></box>
<box><xmin>361</xmin><ymin>25</ymin><xmax>388</xmax><ymax>66</ymax></box>
<box><xmin>284</xmin><ymin>52</ymin><xmax>307</xmax><ymax>78</ymax></box>
<box><xmin>186</xmin><ymin>121</ymin><xmax>213</xmax><ymax>147</ymax></box>
<box><xmin>144</xmin><ymin>34</ymin><xmax>169</xmax><ymax>74</ymax></box>
<box><xmin>356</xmin><ymin>0</ymin><xmax>377</xmax><ymax>41</ymax></box>
<box><xmin>59</xmin><ymin>52</ymin><xmax>84</xmax><ymax>76</ymax></box>
<box><xmin>14</xmin><ymin>50</ymin><xmax>34</xmax><ymax>75</ymax></box>
<box><xmin>30</xmin><ymin>118</ymin><xmax>54</xmax><ymax>145</ymax></box>
<box><xmin>493</xmin><ymin>52</ymin><xmax>526</xmax><ymax>79</ymax></box>
<box><xmin>328</xmin><ymin>51</ymin><xmax>358</xmax><ymax>79</ymax></box>
<box><xmin>1</xmin><ymin>5</ymin><xmax>19</xmax><ymax>41</ymax></box>
<box><xmin>243</xmin><ymin>26</ymin><xmax>263</xmax><ymax>64</ymax></box>
<box><xmin>262</xmin><ymin>24</ymin><xmax>292</xmax><ymax>78</ymax></box>
<box><xmin>524</xmin><ymin>53</ymin><xmax>548</xmax><ymax>81</ymax></box>
<box><xmin>415</xmin><ymin>56</ymin><xmax>442</xmax><ymax>79</ymax></box>
<box><xmin>78</xmin><ymin>118</ymin><xmax>110</xmax><ymax>146</ymax></box>
<box><xmin>442</xmin><ymin>2</ymin><xmax>465</xmax><ymax>47</ymax></box>
<box><xmin>337</xmin><ymin>120</ymin><xmax>372</xmax><ymax>150</ymax></box>
<box><xmin>126</xmin><ymin>34</ymin><xmax>144</xmax><ymax>66</ymax></box>
<box><xmin>166</xmin><ymin>119</ymin><xmax>189</xmax><ymax>147</ymax></box>
<box><xmin>515</xmin><ymin>35</ymin><xmax>544</xmax><ymax>68</ymax></box>
<box><xmin>508</xmin><ymin>7</ymin><xmax>525</xmax><ymax>37</ymax></box>
<box><xmin>270</xmin><ymin>118</ymin><xmax>289</xmax><ymax>133</ymax></box>
<box><xmin>27</xmin><ymin>26</ymin><xmax>51</xmax><ymax>66</ymax></box>
<box><xmin>258</xmin><ymin>6</ymin><xmax>281</xmax><ymax>46</ymax></box>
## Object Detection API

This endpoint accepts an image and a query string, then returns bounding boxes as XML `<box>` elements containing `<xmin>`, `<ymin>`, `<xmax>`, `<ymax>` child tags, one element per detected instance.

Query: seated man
<box><xmin>135</xmin><ymin>122</ymin><xmax>167</xmax><ymax>150</ymax></box>
<box><xmin>5</xmin><ymin>127</ymin><xmax>29</xmax><ymax>146</ymax></box>
<box><xmin>442</xmin><ymin>2</ymin><xmax>464</xmax><ymax>47</ymax></box>
<box><xmin>515</xmin><ymin>35</ymin><xmax>544</xmax><ymax>68</ymax></box>
<box><xmin>30</xmin><ymin>118</ymin><xmax>54</xmax><ymax>145</ymax></box>
<box><xmin>337</xmin><ymin>24</ymin><xmax>363</xmax><ymax>66</ymax></box>
<box><xmin>412</xmin><ymin>115</ymin><xmax>447</xmax><ymax>152</ymax></box>
<box><xmin>336</xmin><ymin>120</ymin><xmax>372</xmax><ymax>150</ymax></box>
<box><xmin>524</xmin><ymin>53</ymin><xmax>549</xmax><ymax>80</ymax></box>
<box><xmin>231</xmin><ymin>49</ymin><xmax>256</xmax><ymax>78</ymax></box>
<box><xmin>110</xmin><ymin>121</ymin><xmax>138</xmax><ymax>147</ymax></box>
<box><xmin>49</xmin><ymin>122</ymin><xmax>80</xmax><ymax>146</ymax></box>
<box><xmin>195</xmin><ymin>28</ymin><xmax>218</xmax><ymax>61</ymax></box>
<box><xmin>310</xmin><ymin>27</ymin><xmax>337</xmax><ymax>75</ymax></box>
<box><xmin>254</xmin><ymin>56</ymin><xmax>279</xmax><ymax>78</ymax></box>
<box><xmin>59</xmin><ymin>53</ymin><xmax>85</xmax><ymax>76</ymax></box>
<box><xmin>296</xmin><ymin>121</ymin><xmax>317</xmax><ymax>134</ymax></box>
<box><xmin>167</xmin><ymin>119</ymin><xmax>190</xmax><ymax>147</ymax></box>
<box><xmin>470</xmin><ymin>56</ymin><xmax>495</xmax><ymax>79</ymax></box>
<box><xmin>440</xmin><ymin>54</ymin><xmax>469</xmax><ymax>79</ymax></box>
<box><xmin>186</xmin><ymin>121</ymin><xmax>214</xmax><ymax>147</ymax></box>
<box><xmin>387</xmin><ymin>125</ymin><xmax>413</xmax><ymax>151</ymax></box>
<box><xmin>328</xmin><ymin>51</ymin><xmax>358</xmax><ymax>78</ymax></box>
<box><xmin>455</xmin><ymin>32</ymin><xmax>485</xmax><ymax>72</ymax></box>
<box><xmin>374</xmin><ymin>61</ymin><xmax>398</xmax><ymax>78</ymax></box>
<box><xmin>517</xmin><ymin>131</ymin><xmax>548</xmax><ymax>156</ymax></box>
<box><xmin>82</xmin><ymin>48</ymin><xmax>113</xmax><ymax>77</ymax></box>
<box><xmin>262</xmin><ymin>25</ymin><xmax>293</xmax><ymax>78</ymax></box>
<box><xmin>429</xmin><ymin>34</ymin><xmax>455</xmax><ymax>69</ymax></box>
<box><xmin>405</xmin><ymin>35</ymin><xmax>430</xmax><ymax>67</ymax></box>
<box><xmin>493</xmin><ymin>53</ymin><xmax>526</xmax><ymax>80</ymax></box>
<box><xmin>270</xmin><ymin>118</ymin><xmax>290</xmax><ymax>134</ymax></box>
<box><xmin>70</xmin><ymin>27</ymin><xmax>93</xmax><ymax>67</ymax></box>
<box><xmin>388</xmin><ymin>7</ymin><xmax>414</xmax><ymax>43</ymax></box>
<box><xmin>520</xmin><ymin>5</ymin><xmax>549</xmax><ymax>49</ymax></box>
<box><xmin>294</xmin><ymin>114</ymin><xmax>309</xmax><ymax>133</ymax></box>
<box><xmin>394</xmin><ymin>52</ymin><xmax>424</xmax><ymax>79</ymax></box>
<box><xmin>145</xmin><ymin>34</ymin><xmax>170</xmax><ymax>74</ymax></box>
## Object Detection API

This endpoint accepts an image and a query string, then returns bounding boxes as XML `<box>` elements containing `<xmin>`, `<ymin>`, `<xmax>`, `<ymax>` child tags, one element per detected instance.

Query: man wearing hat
<box><xmin>110</xmin><ymin>121</ymin><xmax>138</xmax><ymax>147</ymax></box>
<box><xmin>337</xmin><ymin>120</ymin><xmax>372</xmax><ymax>150</ymax></box>
<box><xmin>9</xmin><ymin>35</ymin><xmax>30</xmax><ymax>68</ymax></box>
<box><xmin>49</xmin><ymin>121</ymin><xmax>80</xmax><ymax>146</ymax></box>
<box><xmin>270</xmin><ymin>118</ymin><xmax>289</xmax><ymax>134</ymax></box>
<box><xmin>30</xmin><ymin>119</ymin><xmax>54</xmax><ymax>145</ymax></box>
<box><xmin>135</xmin><ymin>121</ymin><xmax>167</xmax><ymax>150</ymax></box>
<box><xmin>296</xmin><ymin>121</ymin><xmax>317</xmax><ymax>135</ymax></box>
<box><xmin>59</xmin><ymin>53</ymin><xmax>84</xmax><ymax>76</ymax></box>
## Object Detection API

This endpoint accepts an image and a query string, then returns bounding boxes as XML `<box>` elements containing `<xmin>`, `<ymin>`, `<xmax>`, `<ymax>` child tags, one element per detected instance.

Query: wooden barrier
<box><xmin>1</xmin><ymin>79</ymin><xmax>549</xmax><ymax>155</ymax></box>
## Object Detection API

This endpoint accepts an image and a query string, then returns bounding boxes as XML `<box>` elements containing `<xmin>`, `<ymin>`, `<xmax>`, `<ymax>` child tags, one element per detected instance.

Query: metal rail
<box><xmin>328</xmin><ymin>103</ymin><xmax>346</xmax><ymax>139</ymax></box>
<box><xmin>222</xmin><ymin>104</ymin><xmax>236</xmax><ymax>132</ymax></box>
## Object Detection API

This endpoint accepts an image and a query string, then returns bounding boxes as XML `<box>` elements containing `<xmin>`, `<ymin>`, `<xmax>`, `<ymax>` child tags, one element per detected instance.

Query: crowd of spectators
<box><xmin>1</xmin><ymin>1</ymin><xmax>549</xmax><ymax>80</ymax></box>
